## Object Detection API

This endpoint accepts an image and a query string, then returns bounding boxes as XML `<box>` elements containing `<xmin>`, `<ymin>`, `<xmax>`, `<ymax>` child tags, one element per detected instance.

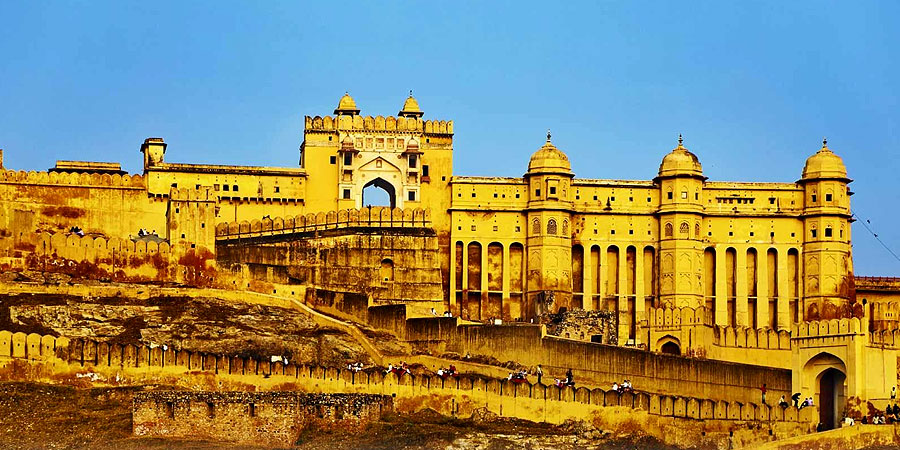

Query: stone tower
<box><xmin>141</xmin><ymin>138</ymin><xmax>166</xmax><ymax>171</ymax></box>
<box><xmin>799</xmin><ymin>139</ymin><xmax>853</xmax><ymax>320</ymax></box>
<box><xmin>655</xmin><ymin>136</ymin><xmax>706</xmax><ymax>311</ymax></box>
<box><xmin>524</xmin><ymin>133</ymin><xmax>575</xmax><ymax>316</ymax></box>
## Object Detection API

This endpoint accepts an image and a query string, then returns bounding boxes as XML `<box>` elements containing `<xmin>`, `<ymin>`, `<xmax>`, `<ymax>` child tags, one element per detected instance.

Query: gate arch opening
<box><xmin>817</xmin><ymin>368</ymin><xmax>846</xmax><ymax>430</ymax></box>
<box><xmin>362</xmin><ymin>177</ymin><xmax>396</xmax><ymax>208</ymax></box>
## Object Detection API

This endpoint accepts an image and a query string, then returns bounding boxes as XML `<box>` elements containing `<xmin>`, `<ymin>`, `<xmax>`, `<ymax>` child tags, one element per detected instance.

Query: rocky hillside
<box><xmin>0</xmin><ymin>290</ymin><xmax>399</xmax><ymax>366</ymax></box>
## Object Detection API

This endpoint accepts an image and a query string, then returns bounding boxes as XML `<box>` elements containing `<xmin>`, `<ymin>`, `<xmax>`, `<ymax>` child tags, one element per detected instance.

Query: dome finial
<box><xmin>547</xmin><ymin>129</ymin><xmax>552</xmax><ymax>142</ymax></box>
<box><xmin>409</xmin><ymin>89</ymin><xmax>413</xmax><ymax>97</ymax></box>
<box><xmin>822</xmin><ymin>137</ymin><xmax>828</xmax><ymax>149</ymax></box>
<box><xmin>678</xmin><ymin>133</ymin><xmax>684</xmax><ymax>147</ymax></box>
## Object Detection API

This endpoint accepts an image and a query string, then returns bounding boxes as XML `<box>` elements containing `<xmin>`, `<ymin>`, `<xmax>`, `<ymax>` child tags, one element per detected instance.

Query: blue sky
<box><xmin>1</xmin><ymin>2</ymin><xmax>898</xmax><ymax>275</ymax></box>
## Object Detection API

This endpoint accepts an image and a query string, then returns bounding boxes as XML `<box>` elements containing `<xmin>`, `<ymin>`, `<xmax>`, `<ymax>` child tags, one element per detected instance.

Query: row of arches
<box><xmin>531</xmin><ymin>218</ymin><xmax>569</xmax><ymax>236</ymax></box>
<box><xmin>452</xmin><ymin>241</ymin><xmax>526</xmax><ymax>321</ymax></box>
<box><xmin>703</xmin><ymin>247</ymin><xmax>800</xmax><ymax>329</ymax></box>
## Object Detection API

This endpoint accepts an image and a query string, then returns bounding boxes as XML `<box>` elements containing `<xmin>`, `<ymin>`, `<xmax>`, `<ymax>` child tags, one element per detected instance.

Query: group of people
<box><xmin>347</xmin><ymin>362</ymin><xmax>365</xmax><ymax>373</ymax></box>
<box><xmin>137</xmin><ymin>228</ymin><xmax>158</xmax><ymax>237</ymax></box>
<box><xmin>611</xmin><ymin>379</ymin><xmax>633</xmax><ymax>394</ymax></box>
<box><xmin>385</xmin><ymin>362</ymin><xmax>411</xmax><ymax>376</ymax></box>
<box><xmin>436</xmin><ymin>365</ymin><xmax>459</xmax><ymax>379</ymax></box>
<box><xmin>775</xmin><ymin>392</ymin><xmax>815</xmax><ymax>409</ymax></box>
<box><xmin>69</xmin><ymin>226</ymin><xmax>84</xmax><ymax>236</ymax></box>
<box><xmin>508</xmin><ymin>369</ymin><xmax>529</xmax><ymax>383</ymax></box>
<box><xmin>554</xmin><ymin>368</ymin><xmax>575</xmax><ymax>388</ymax></box>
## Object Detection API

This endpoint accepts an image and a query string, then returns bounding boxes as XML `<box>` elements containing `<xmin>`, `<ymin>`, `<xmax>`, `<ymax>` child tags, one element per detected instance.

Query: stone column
<box><xmin>777</xmin><ymin>248</ymin><xmax>790</xmax><ymax>330</ymax></box>
<box><xmin>757</xmin><ymin>247</ymin><xmax>769</xmax><ymax>330</ymax></box>
<box><xmin>618</xmin><ymin>247</ymin><xmax>628</xmax><ymax>343</ymax></box>
<box><xmin>481</xmin><ymin>243</ymin><xmax>489</xmax><ymax>321</ymax></box>
<box><xmin>583</xmin><ymin>244</ymin><xmax>594</xmax><ymax>310</ymax></box>
<box><xmin>635</xmin><ymin>246</ymin><xmax>645</xmax><ymax>345</ymax></box>
<box><xmin>449</xmin><ymin>241</ymin><xmax>457</xmax><ymax>311</ymax></box>
<box><xmin>715</xmin><ymin>247</ymin><xmax>727</xmax><ymax>326</ymax></box>
<box><xmin>736</xmin><ymin>248</ymin><xmax>748</xmax><ymax>327</ymax></box>
<box><xmin>502</xmin><ymin>242</ymin><xmax>510</xmax><ymax>316</ymax></box>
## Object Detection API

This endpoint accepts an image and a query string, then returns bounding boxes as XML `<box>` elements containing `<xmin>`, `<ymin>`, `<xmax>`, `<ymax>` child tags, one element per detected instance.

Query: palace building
<box><xmin>0</xmin><ymin>92</ymin><xmax>898</xmax><ymax>429</ymax></box>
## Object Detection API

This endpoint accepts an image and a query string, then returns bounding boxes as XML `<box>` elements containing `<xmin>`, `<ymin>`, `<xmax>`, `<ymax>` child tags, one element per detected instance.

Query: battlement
<box><xmin>647</xmin><ymin>305</ymin><xmax>714</xmax><ymax>329</ymax></box>
<box><xmin>304</xmin><ymin>115</ymin><xmax>453</xmax><ymax>135</ymax></box>
<box><xmin>714</xmin><ymin>326</ymin><xmax>792</xmax><ymax>350</ymax></box>
<box><xmin>0</xmin><ymin>169</ymin><xmax>144</xmax><ymax>189</ymax></box>
<box><xmin>855</xmin><ymin>276</ymin><xmax>900</xmax><ymax>291</ymax></box>
<box><xmin>792</xmin><ymin>318</ymin><xmax>864</xmax><ymax>338</ymax></box>
<box><xmin>215</xmin><ymin>207</ymin><xmax>432</xmax><ymax>239</ymax></box>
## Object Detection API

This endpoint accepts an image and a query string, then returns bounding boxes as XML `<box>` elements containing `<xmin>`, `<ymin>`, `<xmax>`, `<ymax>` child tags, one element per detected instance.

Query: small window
<box><xmin>681</xmin><ymin>191</ymin><xmax>687</xmax><ymax>199</ymax></box>
<box><xmin>195</xmin><ymin>184</ymin><xmax>200</xmax><ymax>189</ymax></box>
<box><xmin>611</xmin><ymin>196</ymin><xmax>616</xmax><ymax>201</ymax></box>
<box><xmin>422</xmin><ymin>165</ymin><xmax>429</xmax><ymax>177</ymax></box>
<box><xmin>825</xmin><ymin>227</ymin><xmax>832</xmax><ymax>237</ymax></box>
<box><xmin>343</xmin><ymin>153</ymin><xmax>352</xmax><ymax>165</ymax></box>
<box><xmin>492</xmin><ymin>225</ymin><xmax>498</xmax><ymax>231</ymax></box>
<box><xmin>171</xmin><ymin>183</ymin><xmax>178</xmax><ymax>188</ymax></box>
<box><xmin>536</xmin><ymin>189</ymin><xmax>541</xmax><ymax>197</ymax></box>
<box><xmin>629</xmin><ymin>229</ymin><xmax>634</xmax><ymax>235</ymax></box>
<box><xmin>274</xmin><ymin>186</ymin><xmax>280</xmax><ymax>193</ymax></box>
<box><xmin>770</xmin><ymin>232</ymin><xmax>775</xmax><ymax>237</ymax></box>
<box><xmin>826</xmin><ymin>193</ymin><xmax>833</xmax><ymax>202</ymax></box>
<box><xmin>233</xmin><ymin>185</ymin><xmax>238</xmax><ymax>191</ymax></box>
<box><xmin>223</xmin><ymin>185</ymin><xmax>229</xmax><ymax>191</ymax></box>
<box><xmin>611</xmin><ymin>230</ymin><xmax>616</xmax><ymax>235</ymax></box>
<box><xmin>408</xmin><ymin>191</ymin><xmax>416</xmax><ymax>201</ymax></box>
<box><xmin>549</xmin><ymin>186</ymin><xmax>557</xmax><ymax>195</ymax></box>
<box><xmin>811</xmin><ymin>229</ymin><xmax>817</xmax><ymax>238</ymax></box>
<box><xmin>695</xmin><ymin>193</ymin><xmax>699</xmax><ymax>200</ymax></box>
<box><xmin>175</xmin><ymin>207</ymin><xmax>180</xmax><ymax>213</ymax></box>
<box><xmin>471</xmin><ymin>193</ymin><xmax>476</xmax><ymax>198</ymax></box>
<box><xmin>515</xmin><ymin>226</ymin><xmax>520</xmax><ymax>232</ymax></box>
<box><xmin>342</xmin><ymin>189</ymin><xmax>351</xmax><ymax>199</ymax></box>
<box><xmin>249</xmin><ymin>403</ymin><xmax>256</xmax><ymax>417</ymax></box>
<box><xmin>811</xmin><ymin>194</ymin><xmax>817</xmax><ymax>202</ymax></box>
<box><xmin>515</xmin><ymin>193</ymin><xmax>520</xmax><ymax>198</ymax></box>
<box><xmin>409</xmin><ymin>155</ymin><xmax>417</xmax><ymax>168</ymax></box>
<box><xmin>667</xmin><ymin>191</ymin><xmax>673</xmax><ymax>200</ymax></box>
<box><xmin>728</xmin><ymin>231</ymin><xmax>733</xmax><ymax>236</ymax></box>
<box><xmin>470</xmin><ymin>225</ymin><xmax>476</xmax><ymax>231</ymax></box>
<box><xmin>769</xmin><ymin>197</ymin><xmax>775</xmax><ymax>204</ymax></box>
<box><xmin>629</xmin><ymin>196</ymin><xmax>633</xmax><ymax>201</ymax></box>
<box><xmin>493</xmin><ymin>193</ymin><xmax>498</xmax><ymax>198</ymax></box>
<box><xmin>330</xmin><ymin>156</ymin><xmax>337</xmax><ymax>164</ymax></box>
<box><xmin>214</xmin><ymin>184</ymin><xmax>219</xmax><ymax>191</ymax></box>
<box><xmin>201</xmin><ymin>223</ymin><xmax>205</xmax><ymax>228</ymax></box>
<box><xmin>593</xmin><ymin>195</ymin><xmax>598</xmax><ymax>201</ymax></box>
<box><xmin>749</xmin><ymin>232</ymin><xmax>754</xmax><ymax>237</ymax></box>
<box><xmin>547</xmin><ymin>219</ymin><xmax>558</xmax><ymax>235</ymax></box>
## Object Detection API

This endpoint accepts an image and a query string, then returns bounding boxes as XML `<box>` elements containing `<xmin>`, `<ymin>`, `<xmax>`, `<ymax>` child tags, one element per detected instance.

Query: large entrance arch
<box><xmin>818</xmin><ymin>368</ymin><xmax>846</xmax><ymax>430</ymax></box>
<box><xmin>802</xmin><ymin>352</ymin><xmax>847</xmax><ymax>430</ymax></box>
<box><xmin>362</xmin><ymin>177</ymin><xmax>396</xmax><ymax>208</ymax></box>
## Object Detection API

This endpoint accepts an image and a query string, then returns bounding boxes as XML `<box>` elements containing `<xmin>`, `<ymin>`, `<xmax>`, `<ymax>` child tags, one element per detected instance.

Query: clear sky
<box><xmin>1</xmin><ymin>1</ymin><xmax>898</xmax><ymax>275</ymax></box>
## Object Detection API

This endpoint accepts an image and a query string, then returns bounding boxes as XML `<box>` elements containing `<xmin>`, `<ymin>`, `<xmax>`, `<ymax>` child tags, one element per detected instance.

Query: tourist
<box><xmin>565</xmin><ymin>368</ymin><xmax>574</xmax><ymax>385</ymax></box>
<box><xmin>778</xmin><ymin>395</ymin><xmax>788</xmax><ymax>408</ymax></box>
<box><xmin>612</xmin><ymin>382</ymin><xmax>619</xmax><ymax>392</ymax></box>
<box><xmin>536</xmin><ymin>364</ymin><xmax>543</xmax><ymax>384</ymax></box>
<box><xmin>808</xmin><ymin>396</ymin><xmax>814</xmax><ymax>407</ymax></box>
<box><xmin>791</xmin><ymin>392</ymin><xmax>801</xmax><ymax>408</ymax></box>
<box><xmin>760</xmin><ymin>383</ymin><xmax>767</xmax><ymax>404</ymax></box>
<box><xmin>893</xmin><ymin>386</ymin><xmax>897</xmax><ymax>401</ymax></box>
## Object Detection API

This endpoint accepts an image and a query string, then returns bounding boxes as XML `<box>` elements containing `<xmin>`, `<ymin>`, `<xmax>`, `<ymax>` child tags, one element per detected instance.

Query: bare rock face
<box><xmin>0</xmin><ymin>293</ymin><xmax>373</xmax><ymax>366</ymax></box>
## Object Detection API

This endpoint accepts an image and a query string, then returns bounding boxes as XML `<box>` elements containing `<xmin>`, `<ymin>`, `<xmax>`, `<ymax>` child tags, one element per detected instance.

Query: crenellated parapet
<box><xmin>792</xmin><ymin>317</ymin><xmax>863</xmax><ymax>338</ymax></box>
<box><xmin>714</xmin><ymin>326</ymin><xmax>792</xmax><ymax>350</ymax></box>
<box><xmin>304</xmin><ymin>115</ymin><xmax>453</xmax><ymax>135</ymax></box>
<box><xmin>647</xmin><ymin>305</ymin><xmax>713</xmax><ymax>330</ymax></box>
<box><xmin>0</xmin><ymin>169</ymin><xmax>145</xmax><ymax>188</ymax></box>
<box><xmin>215</xmin><ymin>207</ymin><xmax>432</xmax><ymax>239</ymax></box>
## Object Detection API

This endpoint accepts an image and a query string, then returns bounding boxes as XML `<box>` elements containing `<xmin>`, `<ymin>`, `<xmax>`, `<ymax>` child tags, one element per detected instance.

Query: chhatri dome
<box><xmin>398</xmin><ymin>91</ymin><xmax>424</xmax><ymax>118</ymax></box>
<box><xmin>801</xmin><ymin>138</ymin><xmax>849</xmax><ymax>181</ymax></box>
<box><xmin>334</xmin><ymin>92</ymin><xmax>360</xmax><ymax>115</ymax></box>
<box><xmin>657</xmin><ymin>134</ymin><xmax>704</xmax><ymax>178</ymax></box>
<box><xmin>527</xmin><ymin>131</ymin><xmax>572</xmax><ymax>175</ymax></box>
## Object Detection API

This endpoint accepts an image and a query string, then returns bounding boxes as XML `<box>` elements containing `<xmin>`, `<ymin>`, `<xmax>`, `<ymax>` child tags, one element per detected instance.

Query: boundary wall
<box><xmin>215</xmin><ymin>206</ymin><xmax>431</xmax><ymax>240</ymax></box>
<box><xmin>0</xmin><ymin>329</ymin><xmax>817</xmax><ymax>429</ymax></box>
<box><xmin>133</xmin><ymin>391</ymin><xmax>393</xmax><ymax>446</ymax></box>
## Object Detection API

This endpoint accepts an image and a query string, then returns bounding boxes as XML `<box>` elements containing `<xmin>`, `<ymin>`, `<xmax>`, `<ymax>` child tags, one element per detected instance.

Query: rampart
<box><xmin>0</xmin><ymin>329</ymin><xmax>816</xmax><ymax>430</ymax></box>
<box><xmin>304</xmin><ymin>115</ymin><xmax>453</xmax><ymax>135</ymax></box>
<box><xmin>133</xmin><ymin>391</ymin><xmax>393</xmax><ymax>447</ymax></box>
<box><xmin>310</xmin><ymin>290</ymin><xmax>792</xmax><ymax>404</ymax></box>
<box><xmin>214</xmin><ymin>206</ymin><xmax>432</xmax><ymax>240</ymax></box>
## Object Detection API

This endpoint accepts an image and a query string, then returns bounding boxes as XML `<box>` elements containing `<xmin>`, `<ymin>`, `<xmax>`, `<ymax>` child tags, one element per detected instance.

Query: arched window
<box><xmin>665</xmin><ymin>222</ymin><xmax>673</xmax><ymax>237</ymax></box>
<box><xmin>547</xmin><ymin>218</ymin><xmax>558</xmax><ymax>235</ymax></box>
<box><xmin>532</xmin><ymin>218</ymin><xmax>541</xmax><ymax>235</ymax></box>
<box><xmin>680</xmin><ymin>222</ymin><xmax>689</xmax><ymax>234</ymax></box>
<box><xmin>380</xmin><ymin>258</ymin><xmax>394</xmax><ymax>282</ymax></box>
<box><xmin>562</xmin><ymin>219</ymin><xmax>569</xmax><ymax>236</ymax></box>
<box><xmin>695</xmin><ymin>223</ymin><xmax>701</xmax><ymax>237</ymax></box>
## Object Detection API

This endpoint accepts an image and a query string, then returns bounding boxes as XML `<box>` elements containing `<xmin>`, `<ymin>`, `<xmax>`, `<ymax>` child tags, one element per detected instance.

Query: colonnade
<box><xmin>448</xmin><ymin>240</ymin><xmax>802</xmax><ymax>334</ymax></box>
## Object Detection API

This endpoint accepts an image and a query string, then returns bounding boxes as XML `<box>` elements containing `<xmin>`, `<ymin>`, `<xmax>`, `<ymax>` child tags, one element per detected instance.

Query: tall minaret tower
<box><xmin>524</xmin><ymin>132</ymin><xmax>575</xmax><ymax>317</ymax></box>
<box><xmin>799</xmin><ymin>138</ymin><xmax>853</xmax><ymax>320</ymax></box>
<box><xmin>655</xmin><ymin>135</ymin><xmax>706</xmax><ymax>310</ymax></box>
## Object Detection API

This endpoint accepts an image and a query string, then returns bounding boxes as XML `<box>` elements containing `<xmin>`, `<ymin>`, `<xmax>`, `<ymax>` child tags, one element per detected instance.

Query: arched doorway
<box><xmin>818</xmin><ymin>368</ymin><xmax>846</xmax><ymax>430</ymax></box>
<box><xmin>660</xmin><ymin>341</ymin><xmax>681</xmax><ymax>355</ymax></box>
<box><xmin>362</xmin><ymin>177</ymin><xmax>396</xmax><ymax>208</ymax></box>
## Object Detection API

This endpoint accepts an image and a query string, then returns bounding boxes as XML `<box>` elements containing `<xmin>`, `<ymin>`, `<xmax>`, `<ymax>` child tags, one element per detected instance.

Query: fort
<box><xmin>1</xmin><ymin>92</ymin><xmax>899</xmax><ymax>447</ymax></box>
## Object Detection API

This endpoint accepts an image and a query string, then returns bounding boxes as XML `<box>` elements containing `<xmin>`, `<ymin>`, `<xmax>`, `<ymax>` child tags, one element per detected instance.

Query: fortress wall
<box><xmin>0</xmin><ymin>171</ymin><xmax>166</xmax><ymax>260</ymax></box>
<box><xmin>404</xmin><ymin>316</ymin><xmax>791</xmax><ymax>404</ymax></box>
<box><xmin>21</xmin><ymin>232</ymin><xmax>179</xmax><ymax>283</ymax></box>
<box><xmin>0</xmin><ymin>329</ymin><xmax>820</xmax><ymax>448</ymax></box>
<box><xmin>133</xmin><ymin>391</ymin><xmax>392</xmax><ymax>446</ymax></box>
<box><xmin>214</xmin><ymin>206</ymin><xmax>432</xmax><ymax>238</ymax></box>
